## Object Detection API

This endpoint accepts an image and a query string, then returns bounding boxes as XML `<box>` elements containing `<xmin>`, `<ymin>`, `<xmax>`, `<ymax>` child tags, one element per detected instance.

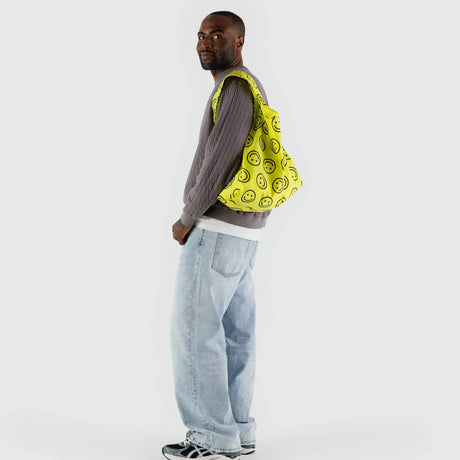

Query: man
<box><xmin>163</xmin><ymin>11</ymin><xmax>271</xmax><ymax>460</ymax></box>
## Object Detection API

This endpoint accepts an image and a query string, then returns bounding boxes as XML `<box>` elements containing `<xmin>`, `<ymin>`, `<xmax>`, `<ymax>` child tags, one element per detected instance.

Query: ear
<box><xmin>236</xmin><ymin>36</ymin><xmax>244</xmax><ymax>49</ymax></box>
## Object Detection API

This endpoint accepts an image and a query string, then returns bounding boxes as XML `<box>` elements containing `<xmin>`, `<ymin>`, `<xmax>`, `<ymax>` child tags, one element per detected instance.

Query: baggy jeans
<box><xmin>170</xmin><ymin>227</ymin><xmax>258</xmax><ymax>453</ymax></box>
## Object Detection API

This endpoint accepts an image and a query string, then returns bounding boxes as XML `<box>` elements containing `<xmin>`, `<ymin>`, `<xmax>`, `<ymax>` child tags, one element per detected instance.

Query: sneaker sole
<box><xmin>162</xmin><ymin>448</ymin><xmax>240</xmax><ymax>460</ymax></box>
<box><xmin>240</xmin><ymin>446</ymin><xmax>256</xmax><ymax>455</ymax></box>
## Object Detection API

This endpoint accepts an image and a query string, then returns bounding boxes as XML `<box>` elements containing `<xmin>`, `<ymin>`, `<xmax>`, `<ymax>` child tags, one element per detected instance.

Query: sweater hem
<box><xmin>203</xmin><ymin>203</ymin><xmax>270</xmax><ymax>229</ymax></box>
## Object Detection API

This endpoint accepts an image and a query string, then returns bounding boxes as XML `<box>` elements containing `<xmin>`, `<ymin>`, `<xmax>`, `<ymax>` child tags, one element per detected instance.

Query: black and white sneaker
<box><xmin>162</xmin><ymin>439</ymin><xmax>241</xmax><ymax>459</ymax></box>
<box><xmin>240</xmin><ymin>444</ymin><xmax>255</xmax><ymax>455</ymax></box>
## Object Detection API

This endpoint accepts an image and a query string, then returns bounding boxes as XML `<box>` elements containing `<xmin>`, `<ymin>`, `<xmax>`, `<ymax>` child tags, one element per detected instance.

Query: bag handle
<box><xmin>211</xmin><ymin>70</ymin><xmax>266</xmax><ymax>124</ymax></box>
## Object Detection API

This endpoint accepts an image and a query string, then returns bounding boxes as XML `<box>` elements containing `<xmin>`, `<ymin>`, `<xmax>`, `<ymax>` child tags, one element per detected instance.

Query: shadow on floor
<box><xmin>259</xmin><ymin>416</ymin><xmax>434</xmax><ymax>459</ymax></box>
<box><xmin>0</xmin><ymin>411</ymin><xmax>435</xmax><ymax>459</ymax></box>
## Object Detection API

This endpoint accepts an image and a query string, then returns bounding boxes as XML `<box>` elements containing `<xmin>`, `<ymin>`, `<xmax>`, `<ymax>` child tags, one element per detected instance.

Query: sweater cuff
<box><xmin>180</xmin><ymin>211</ymin><xmax>196</xmax><ymax>228</ymax></box>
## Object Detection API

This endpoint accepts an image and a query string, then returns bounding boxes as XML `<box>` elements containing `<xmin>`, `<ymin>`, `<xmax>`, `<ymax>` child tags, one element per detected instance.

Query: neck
<box><xmin>211</xmin><ymin>57</ymin><xmax>244</xmax><ymax>81</ymax></box>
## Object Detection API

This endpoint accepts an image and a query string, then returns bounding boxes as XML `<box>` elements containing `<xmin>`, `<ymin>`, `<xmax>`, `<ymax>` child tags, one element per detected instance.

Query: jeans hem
<box><xmin>187</xmin><ymin>434</ymin><xmax>240</xmax><ymax>454</ymax></box>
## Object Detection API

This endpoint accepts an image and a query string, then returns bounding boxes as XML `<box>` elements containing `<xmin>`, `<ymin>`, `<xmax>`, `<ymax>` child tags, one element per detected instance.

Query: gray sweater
<box><xmin>180</xmin><ymin>65</ymin><xmax>272</xmax><ymax>229</ymax></box>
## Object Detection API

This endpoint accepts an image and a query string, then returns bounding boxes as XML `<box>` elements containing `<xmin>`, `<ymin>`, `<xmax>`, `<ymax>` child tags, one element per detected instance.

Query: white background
<box><xmin>1</xmin><ymin>1</ymin><xmax>459</xmax><ymax>459</ymax></box>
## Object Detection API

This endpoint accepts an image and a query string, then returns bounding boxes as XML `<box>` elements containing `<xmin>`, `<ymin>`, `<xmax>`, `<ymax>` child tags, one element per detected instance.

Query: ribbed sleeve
<box><xmin>181</xmin><ymin>77</ymin><xmax>254</xmax><ymax>227</ymax></box>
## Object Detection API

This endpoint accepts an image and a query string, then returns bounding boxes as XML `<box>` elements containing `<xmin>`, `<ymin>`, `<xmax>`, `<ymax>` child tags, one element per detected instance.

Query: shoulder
<box><xmin>218</xmin><ymin>76</ymin><xmax>254</xmax><ymax>111</ymax></box>
<box><xmin>221</xmin><ymin>75</ymin><xmax>252</xmax><ymax>97</ymax></box>
<box><xmin>221</xmin><ymin>68</ymin><xmax>268</xmax><ymax>106</ymax></box>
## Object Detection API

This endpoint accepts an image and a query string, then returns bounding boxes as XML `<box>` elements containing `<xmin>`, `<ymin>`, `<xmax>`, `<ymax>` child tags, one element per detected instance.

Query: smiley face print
<box><xmin>252</xmin><ymin>114</ymin><xmax>262</xmax><ymax>131</ymax></box>
<box><xmin>256</xmin><ymin>93</ymin><xmax>265</xmax><ymax>105</ymax></box>
<box><xmin>281</xmin><ymin>154</ymin><xmax>288</xmax><ymax>169</ymax></box>
<box><xmin>245</xmin><ymin>134</ymin><xmax>254</xmax><ymax>147</ymax></box>
<box><xmin>212</xmin><ymin>97</ymin><xmax>219</xmax><ymax>115</ymax></box>
<box><xmin>270</xmin><ymin>138</ymin><xmax>281</xmax><ymax>154</ymax></box>
<box><xmin>272</xmin><ymin>178</ymin><xmax>284</xmax><ymax>194</ymax></box>
<box><xmin>256</xmin><ymin>173</ymin><xmax>267</xmax><ymax>189</ymax></box>
<box><xmin>263</xmin><ymin>159</ymin><xmax>276</xmax><ymax>174</ymax></box>
<box><xmin>289</xmin><ymin>166</ymin><xmax>298</xmax><ymax>181</ymax></box>
<box><xmin>259</xmin><ymin>136</ymin><xmax>266</xmax><ymax>151</ymax></box>
<box><xmin>283</xmin><ymin>176</ymin><xmax>289</xmax><ymax>190</ymax></box>
<box><xmin>231</xmin><ymin>188</ymin><xmax>241</xmax><ymax>199</ymax></box>
<box><xmin>259</xmin><ymin>196</ymin><xmax>273</xmax><ymax>208</ymax></box>
<box><xmin>241</xmin><ymin>189</ymin><xmax>256</xmax><ymax>203</ymax></box>
<box><xmin>247</xmin><ymin>151</ymin><xmax>261</xmax><ymax>166</ymax></box>
<box><xmin>262</xmin><ymin>121</ymin><xmax>269</xmax><ymax>135</ymax></box>
<box><xmin>272</xmin><ymin>115</ymin><xmax>281</xmax><ymax>132</ymax></box>
<box><xmin>238</xmin><ymin>169</ymin><xmax>250</xmax><ymax>183</ymax></box>
<box><xmin>275</xmin><ymin>197</ymin><xmax>286</xmax><ymax>207</ymax></box>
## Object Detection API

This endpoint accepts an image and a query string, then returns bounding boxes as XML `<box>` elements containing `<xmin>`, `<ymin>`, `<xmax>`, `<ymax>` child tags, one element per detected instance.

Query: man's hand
<box><xmin>172</xmin><ymin>219</ymin><xmax>192</xmax><ymax>246</ymax></box>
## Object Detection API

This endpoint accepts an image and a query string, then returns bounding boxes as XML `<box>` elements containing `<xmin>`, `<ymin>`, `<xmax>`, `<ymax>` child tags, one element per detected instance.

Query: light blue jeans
<box><xmin>170</xmin><ymin>227</ymin><xmax>259</xmax><ymax>453</ymax></box>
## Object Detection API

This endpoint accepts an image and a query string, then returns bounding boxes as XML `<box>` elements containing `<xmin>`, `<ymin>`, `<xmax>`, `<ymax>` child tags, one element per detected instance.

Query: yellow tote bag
<box><xmin>212</xmin><ymin>70</ymin><xmax>302</xmax><ymax>211</ymax></box>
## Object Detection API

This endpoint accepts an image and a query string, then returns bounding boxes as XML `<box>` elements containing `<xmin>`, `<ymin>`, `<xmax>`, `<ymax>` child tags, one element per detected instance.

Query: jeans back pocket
<box><xmin>211</xmin><ymin>233</ymin><xmax>252</xmax><ymax>277</ymax></box>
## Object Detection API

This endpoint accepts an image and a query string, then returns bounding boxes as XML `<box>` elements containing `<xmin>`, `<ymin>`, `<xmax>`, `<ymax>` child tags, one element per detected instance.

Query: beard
<box><xmin>199</xmin><ymin>48</ymin><xmax>235</xmax><ymax>71</ymax></box>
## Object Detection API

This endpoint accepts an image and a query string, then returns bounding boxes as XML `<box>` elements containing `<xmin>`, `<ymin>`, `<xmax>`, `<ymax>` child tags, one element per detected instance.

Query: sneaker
<box><xmin>162</xmin><ymin>439</ymin><xmax>241</xmax><ymax>459</ymax></box>
<box><xmin>240</xmin><ymin>444</ymin><xmax>255</xmax><ymax>455</ymax></box>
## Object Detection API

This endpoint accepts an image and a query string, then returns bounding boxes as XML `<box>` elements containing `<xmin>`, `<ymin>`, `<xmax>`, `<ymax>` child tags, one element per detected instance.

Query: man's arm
<box><xmin>180</xmin><ymin>78</ymin><xmax>254</xmax><ymax>227</ymax></box>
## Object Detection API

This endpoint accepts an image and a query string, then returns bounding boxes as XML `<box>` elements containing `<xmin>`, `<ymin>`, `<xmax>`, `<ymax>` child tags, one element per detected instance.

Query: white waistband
<box><xmin>195</xmin><ymin>216</ymin><xmax>265</xmax><ymax>241</ymax></box>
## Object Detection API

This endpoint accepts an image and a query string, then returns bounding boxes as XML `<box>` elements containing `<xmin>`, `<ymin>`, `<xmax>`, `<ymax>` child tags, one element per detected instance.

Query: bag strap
<box><xmin>211</xmin><ymin>70</ymin><xmax>266</xmax><ymax>124</ymax></box>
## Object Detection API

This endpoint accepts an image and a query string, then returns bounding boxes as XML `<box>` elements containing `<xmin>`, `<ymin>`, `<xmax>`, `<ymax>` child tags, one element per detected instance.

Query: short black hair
<box><xmin>208</xmin><ymin>11</ymin><xmax>245</xmax><ymax>38</ymax></box>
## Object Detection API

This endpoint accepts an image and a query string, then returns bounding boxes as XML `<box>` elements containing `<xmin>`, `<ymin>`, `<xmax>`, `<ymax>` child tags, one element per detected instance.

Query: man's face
<box><xmin>197</xmin><ymin>15</ymin><xmax>242</xmax><ymax>71</ymax></box>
